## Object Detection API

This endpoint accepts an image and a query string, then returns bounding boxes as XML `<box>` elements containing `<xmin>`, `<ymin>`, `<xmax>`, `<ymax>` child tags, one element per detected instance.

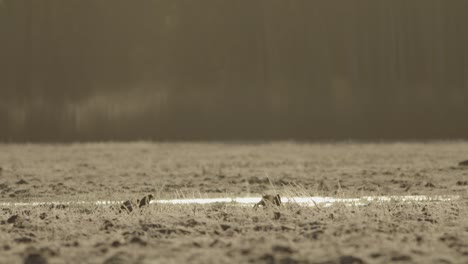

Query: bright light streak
<box><xmin>0</xmin><ymin>195</ymin><xmax>460</xmax><ymax>208</ymax></box>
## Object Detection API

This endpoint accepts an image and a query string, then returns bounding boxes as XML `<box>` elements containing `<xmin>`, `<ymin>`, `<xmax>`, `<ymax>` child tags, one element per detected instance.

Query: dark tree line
<box><xmin>0</xmin><ymin>0</ymin><xmax>467</xmax><ymax>141</ymax></box>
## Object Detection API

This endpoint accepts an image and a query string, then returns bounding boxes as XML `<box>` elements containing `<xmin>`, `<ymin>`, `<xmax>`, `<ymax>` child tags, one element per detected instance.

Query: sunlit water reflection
<box><xmin>0</xmin><ymin>195</ymin><xmax>460</xmax><ymax>208</ymax></box>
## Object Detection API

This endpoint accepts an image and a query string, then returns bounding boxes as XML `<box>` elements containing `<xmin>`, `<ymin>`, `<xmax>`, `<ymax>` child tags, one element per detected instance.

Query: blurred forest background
<box><xmin>0</xmin><ymin>0</ymin><xmax>467</xmax><ymax>141</ymax></box>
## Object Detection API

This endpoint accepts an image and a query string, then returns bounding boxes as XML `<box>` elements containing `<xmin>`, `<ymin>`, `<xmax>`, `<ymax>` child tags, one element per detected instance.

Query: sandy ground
<box><xmin>0</xmin><ymin>142</ymin><xmax>467</xmax><ymax>263</ymax></box>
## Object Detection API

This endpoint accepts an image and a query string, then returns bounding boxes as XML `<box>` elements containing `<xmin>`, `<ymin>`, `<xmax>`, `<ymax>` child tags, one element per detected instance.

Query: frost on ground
<box><xmin>0</xmin><ymin>142</ymin><xmax>467</xmax><ymax>263</ymax></box>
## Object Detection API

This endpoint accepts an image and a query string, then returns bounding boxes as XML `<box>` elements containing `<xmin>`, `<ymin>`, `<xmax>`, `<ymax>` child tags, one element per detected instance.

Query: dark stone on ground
<box><xmin>103</xmin><ymin>252</ymin><xmax>131</xmax><ymax>264</ymax></box>
<box><xmin>130</xmin><ymin>236</ymin><xmax>147</xmax><ymax>246</ymax></box>
<box><xmin>391</xmin><ymin>255</ymin><xmax>412</xmax><ymax>261</ymax></box>
<box><xmin>7</xmin><ymin>215</ymin><xmax>19</xmax><ymax>224</ymax></box>
<box><xmin>16</xmin><ymin>179</ymin><xmax>28</xmax><ymax>185</ymax></box>
<box><xmin>24</xmin><ymin>252</ymin><xmax>48</xmax><ymax>264</ymax></box>
<box><xmin>456</xmin><ymin>181</ymin><xmax>468</xmax><ymax>186</ymax></box>
<box><xmin>459</xmin><ymin>160</ymin><xmax>468</xmax><ymax>166</ymax></box>
<box><xmin>339</xmin><ymin>255</ymin><xmax>365</xmax><ymax>264</ymax></box>
<box><xmin>111</xmin><ymin>241</ymin><xmax>121</xmax><ymax>248</ymax></box>
<box><xmin>220</xmin><ymin>224</ymin><xmax>231</xmax><ymax>231</ymax></box>
<box><xmin>15</xmin><ymin>237</ymin><xmax>34</xmax><ymax>243</ymax></box>
<box><xmin>279</xmin><ymin>257</ymin><xmax>299</xmax><ymax>264</ymax></box>
<box><xmin>102</xmin><ymin>220</ymin><xmax>114</xmax><ymax>230</ymax></box>
<box><xmin>425</xmin><ymin>182</ymin><xmax>435</xmax><ymax>188</ymax></box>
<box><xmin>272</xmin><ymin>245</ymin><xmax>294</xmax><ymax>254</ymax></box>
<box><xmin>39</xmin><ymin>213</ymin><xmax>47</xmax><ymax>220</ymax></box>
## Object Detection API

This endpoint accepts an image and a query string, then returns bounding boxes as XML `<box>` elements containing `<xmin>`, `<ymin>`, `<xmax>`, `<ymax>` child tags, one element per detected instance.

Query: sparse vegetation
<box><xmin>1</xmin><ymin>199</ymin><xmax>467</xmax><ymax>264</ymax></box>
<box><xmin>0</xmin><ymin>142</ymin><xmax>467</xmax><ymax>263</ymax></box>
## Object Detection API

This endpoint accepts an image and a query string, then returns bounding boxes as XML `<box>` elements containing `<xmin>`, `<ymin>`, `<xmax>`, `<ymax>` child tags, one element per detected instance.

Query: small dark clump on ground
<box><xmin>459</xmin><ymin>160</ymin><xmax>468</xmax><ymax>166</ymax></box>
<box><xmin>16</xmin><ymin>179</ymin><xmax>28</xmax><ymax>185</ymax></box>
<box><xmin>339</xmin><ymin>255</ymin><xmax>364</xmax><ymax>264</ymax></box>
<box><xmin>424</xmin><ymin>182</ymin><xmax>435</xmax><ymax>188</ymax></box>
<box><xmin>138</xmin><ymin>194</ymin><xmax>154</xmax><ymax>208</ymax></box>
<box><xmin>103</xmin><ymin>252</ymin><xmax>131</xmax><ymax>264</ymax></box>
<box><xmin>273</xmin><ymin>212</ymin><xmax>281</xmax><ymax>220</ymax></box>
<box><xmin>7</xmin><ymin>215</ymin><xmax>19</xmax><ymax>224</ymax></box>
<box><xmin>0</xmin><ymin>143</ymin><xmax>467</xmax><ymax>264</ymax></box>
<box><xmin>24</xmin><ymin>249</ymin><xmax>48</xmax><ymax>264</ymax></box>
<box><xmin>456</xmin><ymin>180</ymin><xmax>468</xmax><ymax>186</ymax></box>
<box><xmin>120</xmin><ymin>200</ymin><xmax>133</xmax><ymax>213</ymax></box>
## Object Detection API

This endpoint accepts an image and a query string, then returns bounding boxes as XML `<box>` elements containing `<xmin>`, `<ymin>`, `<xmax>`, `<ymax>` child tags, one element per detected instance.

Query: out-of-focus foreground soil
<box><xmin>0</xmin><ymin>142</ymin><xmax>467</xmax><ymax>263</ymax></box>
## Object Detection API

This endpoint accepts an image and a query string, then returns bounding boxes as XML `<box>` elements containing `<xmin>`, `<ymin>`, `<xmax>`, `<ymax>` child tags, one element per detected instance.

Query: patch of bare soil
<box><xmin>0</xmin><ymin>201</ymin><xmax>467</xmax><ymax>263</ymax></box>
<box><xmin>1</xmin><ymin>142</ymin><xmax>467</xmax><ymax>201</ymax></box>
<box><xmin>0</xmin><ymin>142</ymin><xmax>467</xmax><ymax>263</ymax></box>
